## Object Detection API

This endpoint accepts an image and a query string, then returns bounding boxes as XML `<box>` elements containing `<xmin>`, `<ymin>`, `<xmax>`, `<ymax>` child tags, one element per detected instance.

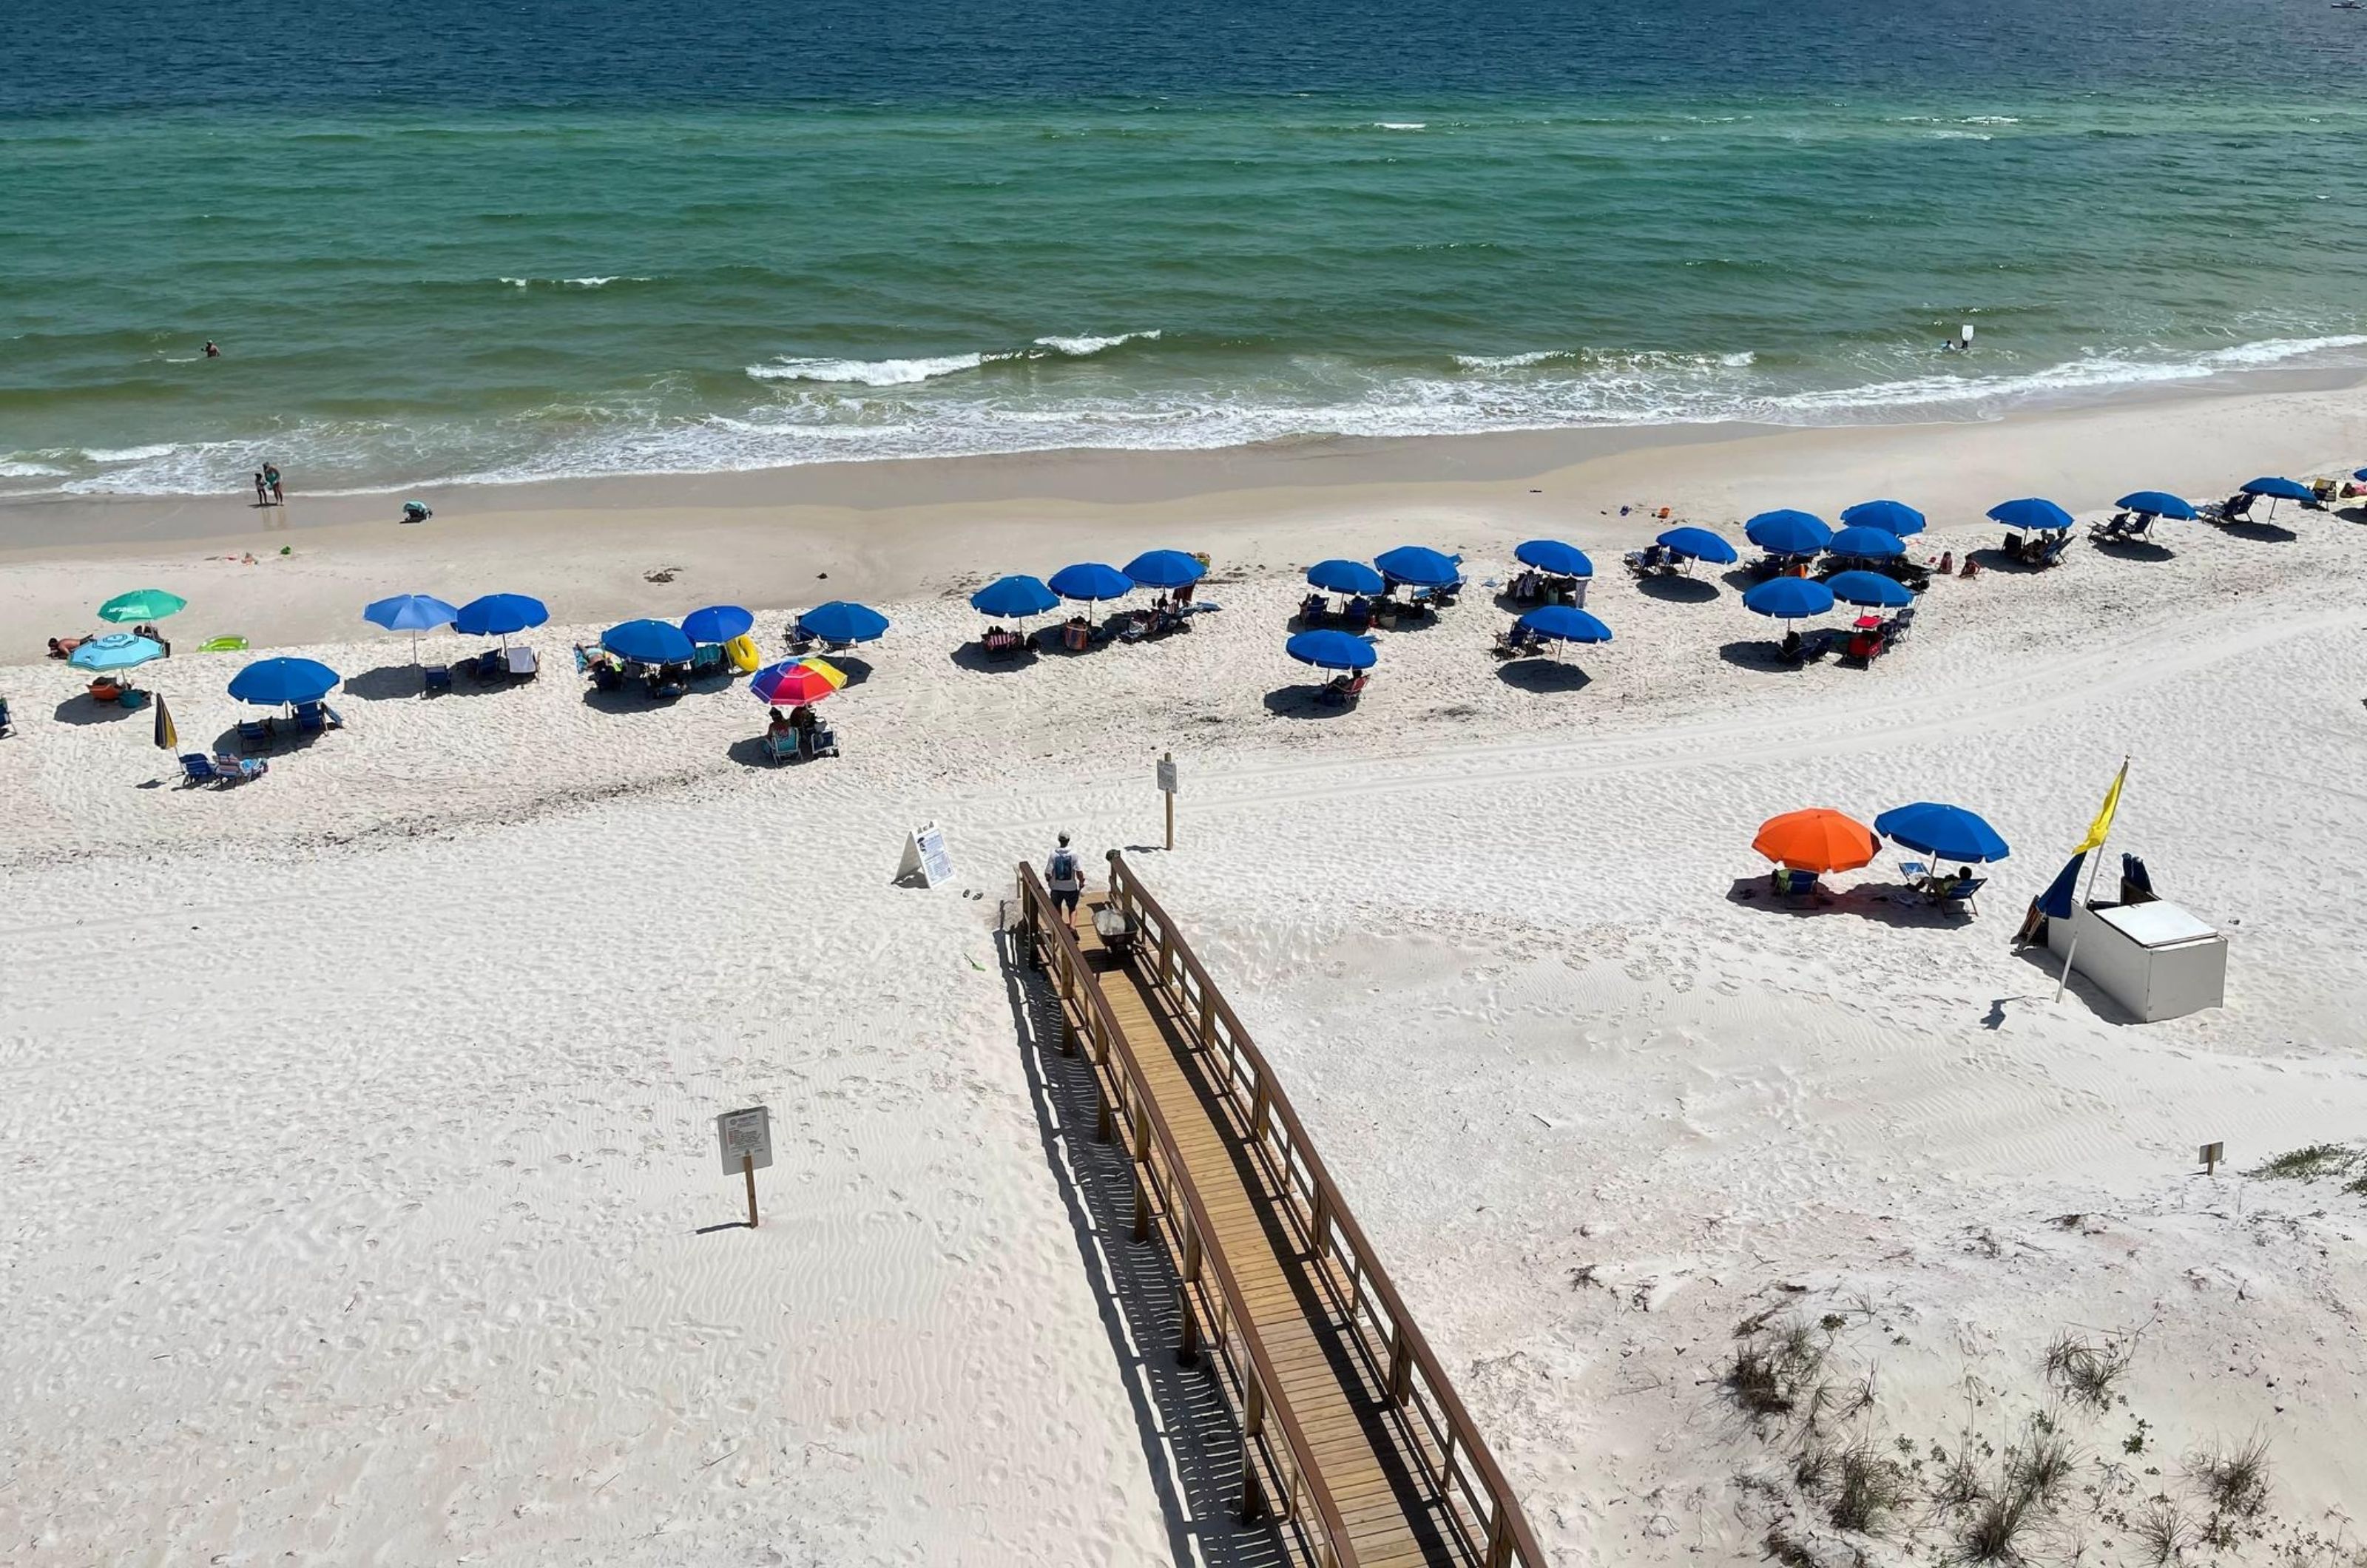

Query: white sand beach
<box><xmin>5</xmin><ymin>382</ymin><xmax>2367</xmax><ymax>1564</ymax></box>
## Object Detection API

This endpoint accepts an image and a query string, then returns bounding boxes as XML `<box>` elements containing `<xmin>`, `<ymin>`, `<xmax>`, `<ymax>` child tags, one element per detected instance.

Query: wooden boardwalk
<box><xmin>1016</xmin><ymin>855</ymin><xmax>1542</xmax><ymax>1568</ymax></box>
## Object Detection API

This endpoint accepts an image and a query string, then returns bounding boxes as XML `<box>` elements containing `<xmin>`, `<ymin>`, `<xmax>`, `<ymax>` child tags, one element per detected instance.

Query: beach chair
<box><xmin>118</xmin><ymin>688</ymin><xmax>150</xmax><ymax>711</ymax></box>
<box><xmin>807</xmin><ymin>725</ymin><xmax>840</xmax><ymax>759</ymax></box>
<box><xmin>1928</xmin><ymin>875</ymin><xmax>1985</xmax><ymax>914</ymax></box>
<box><xmin>470</xmin><ymin>649</ymin><xmax>504</xmax><ymax>680</ymax></box>
<box><xmin>690</xmin><ymin>643</ymin><xmax>725</xmax><ymax>677</ymax></box>
<box><xmin>1317</xmin><ymin>672</ymin><xmax>1368</xmax><ymax>708</ymax></box>
<box><xmin>294</xmin><ymin>701</ymin><xmax>326</xmax><ymax>735</ymax></box>
<box><xmin>1772</xmin><ymin>868</ymin><xmax>1820</xmax><ymax>901</ymax></box>
<box><xmin>0</xmin><ymin>694</ymin><xmax>11</xmax><ymax>737</ymax></box>
<box><xmin>505</xmin><ymin>646</ymin><xmax>538</xmax><ymax>680</ymax></box>
<box><xmin>761</xmin><ymin>731</ymin><xmax>800</xmax><ymax>764</ymax></box>
<box><xmin>179</xmin><ymin>754</ymin><xmax>223</xmax><ymax>787</ymax></box>
<box><xmin>423</xmin><ymin>663</ymin><xmax>452</xmax><ymax>695</ymax></box>
<box><xmin>2033</xmin><ymin>535</ymin><xmax>2070</xmax><ymax>568</ymax></box>
<box><xmin>237</xmin><ymin>717</ymin><xmax>274</xmax><ymax>751</ymax></box>
<box><xmin>214</xmin><ymin>754</ymin><xmax>268</xmax><ymax>781</ymax></box>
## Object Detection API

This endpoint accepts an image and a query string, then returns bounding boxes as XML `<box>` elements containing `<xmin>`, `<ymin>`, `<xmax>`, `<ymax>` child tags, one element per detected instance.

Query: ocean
<box><xmin>4</xmin><ymin>0</ymin><xmax>2366</xmax><ymax>498</ymax></box>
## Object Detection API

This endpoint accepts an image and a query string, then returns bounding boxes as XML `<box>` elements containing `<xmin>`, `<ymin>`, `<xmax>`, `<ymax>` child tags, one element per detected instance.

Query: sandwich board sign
<box><xmin>896</xmin><ymin>820</ymin><xmax>956</xmax><ymax>888</ymax></box>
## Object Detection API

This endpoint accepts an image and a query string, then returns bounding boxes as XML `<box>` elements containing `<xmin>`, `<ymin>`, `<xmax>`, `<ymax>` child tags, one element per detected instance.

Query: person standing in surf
<box><xmin>263</xmin><ymin>463</ymin><xmax>284</xmax><ymax>504</ymax></box>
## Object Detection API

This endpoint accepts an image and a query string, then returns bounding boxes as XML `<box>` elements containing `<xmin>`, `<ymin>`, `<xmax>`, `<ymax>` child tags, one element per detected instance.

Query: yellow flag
<box><xmin>2072</xmin><ymin>760</ymin><xmax>2127</xmax><ymax>855</ymax></box>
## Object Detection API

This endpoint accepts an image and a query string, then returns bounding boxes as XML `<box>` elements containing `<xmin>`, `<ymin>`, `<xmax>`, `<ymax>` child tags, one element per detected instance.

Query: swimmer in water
<box><xmin>204</xmin><ymin>340</ymin><xmax>220</xmax><ymax>358</ymax></box>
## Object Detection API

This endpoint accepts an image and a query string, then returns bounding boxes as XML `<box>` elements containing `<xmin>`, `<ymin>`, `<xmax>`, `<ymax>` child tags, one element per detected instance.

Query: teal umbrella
<box><xmin>98</xmin><ymin>588</ymin><xmax>187</xmax><ymax>624</ymax></box>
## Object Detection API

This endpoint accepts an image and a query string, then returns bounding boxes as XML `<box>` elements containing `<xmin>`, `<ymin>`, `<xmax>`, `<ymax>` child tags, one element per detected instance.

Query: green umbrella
<box><xmin>98</xmin><ymin>588</ymin><xmax>188</xmax><ymax>624</ymax></box>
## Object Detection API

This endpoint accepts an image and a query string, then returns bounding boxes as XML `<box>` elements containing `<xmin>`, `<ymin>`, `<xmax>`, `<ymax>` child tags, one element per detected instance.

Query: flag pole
<box><xmin>2054</xmin><ymin>756</ymin><xmax>2130</xmax><ymax>1004</ymax></box>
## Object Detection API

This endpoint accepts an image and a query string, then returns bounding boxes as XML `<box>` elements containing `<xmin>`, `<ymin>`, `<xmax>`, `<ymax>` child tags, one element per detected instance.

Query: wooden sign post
<box><xmin>1157</xmin><ymin>752</ymin><xmax>1178</xmax><ymax>851</ymax></box>
<box><xmin>2200</xmin><ymin>1140</ymin><xmax>2224</xmax><ymax>1177</ymax></box>
<box><xmin>717</xmin><ymin>1105</ymin><xmax>774</xmax><ymax>1228</ymax></box>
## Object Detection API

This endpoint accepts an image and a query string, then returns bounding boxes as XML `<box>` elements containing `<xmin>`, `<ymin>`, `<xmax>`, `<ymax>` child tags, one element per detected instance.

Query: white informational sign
<box><xmin>1157</xmin><ymin>757</ymin><xmax>1178</xmax><ymax>795</ymax></box>
<box><xmin>716</xmin><ymin>1105</ymin><xmax>773</xmax><ymax>1175</ymax></box>
<box><xmin>895</xmin><ymin>820</ymin><xmax>956</xmax><ymax>888</ymax></box>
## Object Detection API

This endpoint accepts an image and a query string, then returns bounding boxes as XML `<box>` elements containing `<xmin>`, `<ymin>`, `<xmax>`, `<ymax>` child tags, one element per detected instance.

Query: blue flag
<box><xmin>2038</xmin><ymin>851</ymin><xmax>2086</xmax><ymax>920</ymax></box>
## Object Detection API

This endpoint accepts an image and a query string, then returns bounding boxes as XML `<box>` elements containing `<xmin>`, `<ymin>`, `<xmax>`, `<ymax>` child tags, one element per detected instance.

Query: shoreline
<box><xmin>4</xmin><ymin>370</ymin><xmax>2363</xmax><ymax>649</ymax></box>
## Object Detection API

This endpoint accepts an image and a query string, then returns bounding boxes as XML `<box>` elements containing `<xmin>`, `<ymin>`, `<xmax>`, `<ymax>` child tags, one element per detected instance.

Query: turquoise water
<box><xmin>5</xmin><ymin>0</ymin><xmax>2367</xmax><ymax>496</ymax></box>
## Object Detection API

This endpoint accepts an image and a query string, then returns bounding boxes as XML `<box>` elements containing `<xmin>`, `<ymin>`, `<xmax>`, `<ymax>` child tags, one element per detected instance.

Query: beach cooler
<box><xmin>2044</xmin><ymin>898</ymin><xmax>2226</xmax><ymax>1021</ymax></box>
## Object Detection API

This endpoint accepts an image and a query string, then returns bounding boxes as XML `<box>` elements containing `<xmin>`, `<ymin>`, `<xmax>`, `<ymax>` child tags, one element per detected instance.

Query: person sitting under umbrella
<box><xmin>789</xmin><ymin>703</ymin><xmax>819</xmax><ymax>737</ymax></box>
<box><xmin>766</xmin><ymin>705</ymin><xmax>793</xmax><ymax>744</ymax></box>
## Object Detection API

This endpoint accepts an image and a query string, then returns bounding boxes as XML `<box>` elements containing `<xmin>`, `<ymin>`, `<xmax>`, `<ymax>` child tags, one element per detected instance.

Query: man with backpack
<box><xmin>1044</xmin><ymin>833</ymin><xmax>1085</xmax><ymax>922</ymax></box>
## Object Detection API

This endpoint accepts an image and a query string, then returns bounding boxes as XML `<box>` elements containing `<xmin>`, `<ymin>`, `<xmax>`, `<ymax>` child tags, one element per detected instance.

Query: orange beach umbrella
<box><xmin>1752</xmin><ymin>808</ymin><xmax>1878</xmax><ymax>873</ymax></box>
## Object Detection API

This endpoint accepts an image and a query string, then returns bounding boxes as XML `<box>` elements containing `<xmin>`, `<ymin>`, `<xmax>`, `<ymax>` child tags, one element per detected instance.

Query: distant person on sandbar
<box><xmin>1045</xmin><ymin>833</ymin><xmax>1085</xmax><ymax>923</ymax></box>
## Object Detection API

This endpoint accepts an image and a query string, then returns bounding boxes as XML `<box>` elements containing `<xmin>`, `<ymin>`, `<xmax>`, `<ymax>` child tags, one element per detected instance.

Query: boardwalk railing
<box><xmin>1016</xmin><ymin>862</ymin><xmax>1363</xmax><ymax>1568</ymax></box>
<box><xmin>1098</xmin><ymin>851</ymin><xmax>1547</xmax><ymax>1568</ymax></box>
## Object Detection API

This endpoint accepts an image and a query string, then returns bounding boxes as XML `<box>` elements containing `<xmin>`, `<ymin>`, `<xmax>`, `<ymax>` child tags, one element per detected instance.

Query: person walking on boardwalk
<box><xmin>1044</xmin><ymin>832</ymin><xmax>1085</xmax><ymax>924</ymax></box>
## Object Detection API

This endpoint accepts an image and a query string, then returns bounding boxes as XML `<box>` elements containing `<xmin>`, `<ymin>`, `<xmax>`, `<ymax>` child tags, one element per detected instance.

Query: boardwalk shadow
<box><xmin>995</xmin><ymin>930</ymin><xmax>1286</xmax><ymax>1568</ymax></box>
<box><xmin>1636</xmin><ymin>573</ymin><xmax>1720</xmax><ymax>604</ymax></box>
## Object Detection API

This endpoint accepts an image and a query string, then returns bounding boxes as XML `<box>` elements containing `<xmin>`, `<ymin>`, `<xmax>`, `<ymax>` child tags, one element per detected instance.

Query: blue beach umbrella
<box><xmin>970</xmin><ymin>575</ymin><xmax>1061</xmax><ymax>619</ymax></box>
<box><xmin>1840</xmin><ymin>499</ymin><xmax>1926</xmax><ymax>538</ymax></box>
<box><xmin>1514</xmin><ymin>539</ymin><xmax>1596</xmax><ymax>578</ymax></box>
<box><xmin>69</xmin><ymin>632</ymin><xmax>166</xmax><ymax>674</ymax></box>
<box><xmin>2115</xmin><ymin>491</ymin><xmax>2197</xmax><ymax>521</ymax></box>
<box><xmin>229</xmin><ymin>657</ymin><xmax>340</xmax><ymax>707</ymax></box>
<box><xmin>603</xmin><ymin>618</ymin><xmax>697</xmax><ymax>665</ymax></box>
<box><xmin>454</xmin><ymin>593</ymin><xmax>549</xmax><ymax>639</ymax></box>
<box><xmin>1828</xmin><ymin>524</ymin><xmax>1906</xmax><ymax>560</ymax></box>
<box><xmin>1986</xmin><ymin>499</ymin><xmax>2074</xmax><ymax>534</ymax></box>
<box><xmin>1742</xmin><ymin>577</ymin><xmax>1835</xmax><ymax>620</ymax></box>
<box><xmin>363</xmin><ymin>593</ymin><xmax>460</xmax><ymax>666</ymax></box>
<box><xmin>2241</xmin><ymin>476</ymin><xmax>2312</xmax><ymax>501</ymax></box>
<box><xmin>1286</xmin><ymin>629</ymin><xmax>1378</xmax><ymax>672</ymax></box>
<box><xmin>364</xmin><ymin>593</ymin><xmax>458</xmax><ymax>632</ymax></box>
<box><xmin>1516</xmin><ymin>606</ymin><xmax>1613</xmax><ymax>644</ymax></box>
<box><xmin>1826</xmin><ymin>570</ymin><xmax>1915</xmax><ymax>609</ymax></box>
<box><xmin>681</xmin><ymin>604</ymin><xmax>755</xmax><ymax>644</ymax></box>
<box><xmin>1306</xmin><ymin>558</ymin><xmax>1385</xmax><ymax>596</ymax></box>
<box><xmin>1123</xmin><ymin>550</ymin><xmax>1206</xmax><ymax>589</ymax></box>
<box><xmin>1657</xmin><ymin>526</ymin><xmax>1737</xmax><ymax>565</ymax></box>
<box><xmin>1743</xmin><ymin>510</ymin><xmax>1832</xmax><ymax>556</ymax></box>
<box><xmin>1375</xmin><ymin>545</ymin><xmax>1462</xmax><ymax>587</ymax></box>
<box><xmin>796</xmin><ymin>601</ymin><xmax>890</xmax><ymax>645</ymax></box>
<box><xmin>1048</xmin><ymin>562</ymin><xmax>1134</xmax><ymax>604</ymax></box>
<box><xmin>1874</xmin><ymin>802</ymin><xmax>2011</xmax><ymax>865</ymax></box>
